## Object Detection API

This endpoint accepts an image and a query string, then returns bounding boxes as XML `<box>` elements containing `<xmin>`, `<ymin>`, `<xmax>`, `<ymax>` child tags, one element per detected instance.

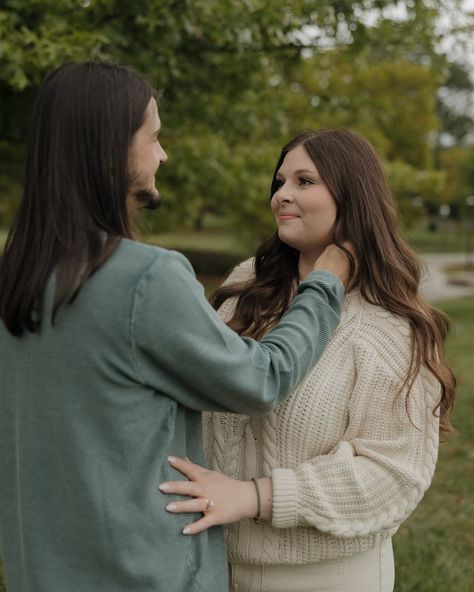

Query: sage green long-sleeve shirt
<box><xmin>0</xmin><ymin>238</ymin><xmax>343</xmax><ymax>592</ymax></box>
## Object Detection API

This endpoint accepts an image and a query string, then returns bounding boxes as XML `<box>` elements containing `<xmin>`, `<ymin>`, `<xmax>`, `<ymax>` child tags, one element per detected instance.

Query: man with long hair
<box><xmin>0</xmin><ymin>62</ymin><xmax>349</xmax><ymax>591</ymax></box>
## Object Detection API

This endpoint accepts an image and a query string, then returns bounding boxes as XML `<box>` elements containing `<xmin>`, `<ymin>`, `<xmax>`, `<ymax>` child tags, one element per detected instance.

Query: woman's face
<box><xmin>271</xmin><ymin>144</ymin><xmax>337</xmax><ymax>259</ymax></box>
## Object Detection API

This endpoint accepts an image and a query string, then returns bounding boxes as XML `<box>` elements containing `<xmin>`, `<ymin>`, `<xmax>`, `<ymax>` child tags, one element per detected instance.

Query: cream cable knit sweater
<box><xmin>203</xmin><ymin>258</ymin><xmax>441</xmax><ymax>565</ymax></box>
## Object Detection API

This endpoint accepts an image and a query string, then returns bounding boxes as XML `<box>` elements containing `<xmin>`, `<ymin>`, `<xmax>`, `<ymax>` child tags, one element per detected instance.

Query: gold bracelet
<box><xmin>251</xmin><ymin>477</ymin><xmax>261</xmax><ymax>521</ymax></box>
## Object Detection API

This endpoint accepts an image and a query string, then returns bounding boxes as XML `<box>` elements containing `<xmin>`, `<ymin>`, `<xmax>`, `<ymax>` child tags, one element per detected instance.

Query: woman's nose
<box><xmin>274</xmin><ymin>186</ymin><xmax>294</xmax><ymax>203</ymax></box>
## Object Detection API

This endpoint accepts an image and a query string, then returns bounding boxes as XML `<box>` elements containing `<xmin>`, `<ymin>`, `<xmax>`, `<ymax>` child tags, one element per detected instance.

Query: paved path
<box><xmin>421</xmin><ymin>253</ymin><xmax>474</xmax><ymax>302</ymax></box>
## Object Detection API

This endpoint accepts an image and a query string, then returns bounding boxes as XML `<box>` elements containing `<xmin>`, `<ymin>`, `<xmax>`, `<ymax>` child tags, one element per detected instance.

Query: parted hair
<box><xmin>0</xmin><ymin>62</ymin><xmax>156</xmax><ymax>335</ymax></box>
<box><xmin>211</xmin><ymin>130</ymin><xmax>456</xmax><ymax>432</ymax></box>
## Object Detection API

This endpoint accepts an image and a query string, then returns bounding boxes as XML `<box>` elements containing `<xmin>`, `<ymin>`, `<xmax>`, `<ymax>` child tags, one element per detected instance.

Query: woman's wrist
<box><xmin>256</xmin><ymin>477</ymin><xmax>273</xmax><ymax>521</ymax></box>
<box><xmin>237</xmin><ymin>480</ymin><xmax>260</xmax><ymax>520</ymax></box>
<box><xmin>237</xmin><ymin>478</ymin><xmax>274</xmax><ymax>522</ymax></box>
<box><xmin>248</xmin><ymin>477</ymin><xmax>273</xmax><ymax>522</ymax></box>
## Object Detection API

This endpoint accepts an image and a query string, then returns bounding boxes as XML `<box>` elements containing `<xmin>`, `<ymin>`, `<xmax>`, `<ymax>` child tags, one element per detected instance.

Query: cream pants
<box><xmin>229</xmin><ymin>538</ymin><xmax>394</xmax><ymax>592</ymax></box>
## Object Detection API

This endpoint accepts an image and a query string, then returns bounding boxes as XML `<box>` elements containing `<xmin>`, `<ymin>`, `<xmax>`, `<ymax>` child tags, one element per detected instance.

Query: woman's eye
<box><xmin>299</xmin><ymin>177</ymin><xmax>314</xmax><ymax>186</ymax></box>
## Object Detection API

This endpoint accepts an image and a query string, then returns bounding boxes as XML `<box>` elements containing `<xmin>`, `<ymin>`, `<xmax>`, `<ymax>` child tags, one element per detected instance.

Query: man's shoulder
<box><xmin>113</xmin><ymin>239</ymin><xmax>192</xmax><ymax>274</ymax></box>
<box><xmin>116</xmin><ymin>238</ymin><xmax>167</xmax><ymax>263</ymax></box>
<box><xmin>89</xmin><ymin>239</ymin><xmax>194</xmax><ymax>298</ymax></box>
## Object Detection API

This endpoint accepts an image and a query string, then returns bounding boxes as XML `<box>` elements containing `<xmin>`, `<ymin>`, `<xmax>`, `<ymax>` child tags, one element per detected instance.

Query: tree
<box><xmin>1</xmin><ymin>0</ymin><xmax>473</xmax><ymax>234</ymax></box>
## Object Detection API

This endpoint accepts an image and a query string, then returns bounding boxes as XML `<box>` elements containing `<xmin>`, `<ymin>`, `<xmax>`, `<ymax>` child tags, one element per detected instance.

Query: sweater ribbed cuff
<box><xmin>271</xmin><ymin>468</ymin><xmax>299</xmax><ymax>529</ymax></box>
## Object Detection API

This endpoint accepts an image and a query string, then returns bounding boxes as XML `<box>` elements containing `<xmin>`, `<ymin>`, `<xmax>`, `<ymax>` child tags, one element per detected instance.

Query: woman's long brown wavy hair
<box><xmin>211</xmin><ymin>130</ymin><xmax>455</xmax><ymax>432</ymax></box>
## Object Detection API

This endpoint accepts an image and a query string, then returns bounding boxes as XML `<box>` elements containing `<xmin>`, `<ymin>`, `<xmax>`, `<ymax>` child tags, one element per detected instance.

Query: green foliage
<box><xmin>276</xmin><ymin>48</ymin><xmax>445</xmax><ymax>226</ymax></box>
<box><xmin>437</xmin><ymin>147</ymin><xmax>470</xmax><ymax>204</ymax></box>
<box><xmin>460</xmin><ymin>144</ymin><xmax>474</xmax><ymax>193</ymax></box>
<box><xmin>0</xmin><ymin>1</ymin><xmax>109</xmax><ymax>91</ymax></box>
<box><xmin>386</xmin><ymin>160</ymin><xmax>446</xmax><ymax>225</ymax></box>
<box><xmin>144</xmin><ymin>229</ymin><xmax>253</xmax><ymax>257</ymax></box>
<box><xmin>0</xmin><ymin>0</ymin><xmax>474</xmax><ymax>236</ymax></box>
<box><xmin>405</xmin><ymin>224</ymin><xmax>472</xmax><ymax>252</ymax></box>
<box><xmin>437</xmin><ymin>61</ymin><xmax>474</xmax><ymax>144</ymax></box>
<box><xmin>0</xmin><ymin>142</ymin><xmax>24</xmax><ymax>225</ymax></box>
<box><xmin>431</xmin><ymin>144</ymin><xmax>474</xmax><ymax>220</ymax></box>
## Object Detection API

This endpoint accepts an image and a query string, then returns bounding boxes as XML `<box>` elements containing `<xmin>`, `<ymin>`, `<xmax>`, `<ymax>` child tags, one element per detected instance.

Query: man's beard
<box><xmin>135</xmin><ymin>188</ymin><xmax>162</xmax><ymax>211</ymax></box>
<box><xmin>129</xmin><ymin>171</ymin><xmax>162</xmax><ymax>211</ymax></box>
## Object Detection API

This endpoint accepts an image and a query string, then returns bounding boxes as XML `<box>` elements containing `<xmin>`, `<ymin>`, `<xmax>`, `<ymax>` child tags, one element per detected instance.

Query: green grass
<box><xmin>143</xmin><ymin>230</ymin><xmax>254</xmax><ymax>257</ymax></box>
<box><xmin>0</xmin><ymin>228</ymin><xmax>251</xmax><ymax>254</ymax></box>
<box><xmin>404</xmin><ymin>226</ymin><xmax>471</xmax><ymax>254</ymax></box>
<box><xmin>392</xmin><ymin>296</ymin><xmax>474</xmax><ymax>591</ymax></box>
<box><xmin>0</xmin><ymin>228</ymin><xmax>253</xmax><ymax>266</ymax></box>
<box><xmin>1</xmin><ymin>224</ymin><xmax>471</xmax><ymax>257</ymax></box>
<box><xmin>444</xmin><ymin>264</ymin><xmax>474</xmax><ymax>276</ymax></box>
<box><xmin>142</xmin><ymin>225</ymin><xmax>473</xmax><ymax>258</ymax></box>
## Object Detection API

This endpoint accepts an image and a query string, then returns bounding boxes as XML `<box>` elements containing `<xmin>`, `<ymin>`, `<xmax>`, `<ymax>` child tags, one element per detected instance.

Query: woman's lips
<box><xmin>279</xmin><ymin>214</ymin><xmax>300</xmax><ymax>221</ymax></box>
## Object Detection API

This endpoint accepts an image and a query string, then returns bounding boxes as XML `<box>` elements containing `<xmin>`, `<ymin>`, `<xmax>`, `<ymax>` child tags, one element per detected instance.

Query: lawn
<box><xmin>0</xmin><ymin>227</ymin><xmax>252</xmax><ymax>255</ymax></box>
<box><xmin>134</xmin><ymin>226</ymin><xmax>474</xmax><ymax>257</ymax></box>
<box><xmin>144</xmin><ymin>229</ymin><xmax>253</xmax><ymax>257</ymax></box>
<box><xmin>392</xmin><ymin>296</ymin><xmax>474</xmax><ymax>591</ymax></box>
<box><xmin>1</xmin><ymin>224</ymin><xmax>472</xmax><ymax>258</ymax></box>
<box><xmin>405</xmin><ymin>226</ymin><xmax>472</xmax><ymax>254</ymax></box>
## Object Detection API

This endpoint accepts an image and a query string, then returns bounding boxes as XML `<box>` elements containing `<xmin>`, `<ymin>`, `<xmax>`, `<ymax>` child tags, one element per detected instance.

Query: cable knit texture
<box><xmin>203</xmin><ymin>258</ymin><xmax>440</xmax><ymax>565</ymax></box>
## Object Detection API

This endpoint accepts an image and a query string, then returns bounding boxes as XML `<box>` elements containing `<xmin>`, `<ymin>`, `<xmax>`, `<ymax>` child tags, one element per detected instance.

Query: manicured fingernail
<box><xmin>158</xmin><ymin>483</ymin><xmax>170</xmax><ymax>491</ymax></box>
<box><xmin>168</xmin><ymin>456</ymin><xmax>177</xmax><ymax>463</ymax></box>
<box><xmin>183</xmin><ymin>527</ymin><xmax>192</xmax><ymax>534</ymax></box>
<box><xmin>166</xmin><ymin>503</ymin><xmax>177</xmax><ymax>511</ymax></box>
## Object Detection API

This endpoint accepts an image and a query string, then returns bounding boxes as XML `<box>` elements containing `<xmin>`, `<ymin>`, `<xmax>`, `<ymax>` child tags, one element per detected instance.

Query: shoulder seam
<box><xmin>129</xmin><ymin>250</ymin><xmax>172</xmax><ymax>386</ymax></box>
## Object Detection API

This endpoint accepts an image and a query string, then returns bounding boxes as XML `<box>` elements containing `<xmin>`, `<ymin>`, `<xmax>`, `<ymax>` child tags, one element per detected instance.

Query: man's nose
<box><xmin>159</xmin><ymin>145</ymin><xmax>168</xmax><ymax>164</ymax></box>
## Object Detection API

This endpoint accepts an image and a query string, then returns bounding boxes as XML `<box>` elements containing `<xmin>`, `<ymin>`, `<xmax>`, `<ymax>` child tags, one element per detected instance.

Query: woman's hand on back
<box><xmin>159</xmin><ymin>456</ymin><xmax>259</xmax><ymax>535</ymax></box>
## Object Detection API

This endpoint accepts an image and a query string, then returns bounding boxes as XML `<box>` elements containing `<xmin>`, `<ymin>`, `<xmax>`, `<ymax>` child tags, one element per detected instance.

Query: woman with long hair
<box><xmin>160</xmin><ymin>129</ymin><xmax>456</xmax><ymax>592</ymax></box>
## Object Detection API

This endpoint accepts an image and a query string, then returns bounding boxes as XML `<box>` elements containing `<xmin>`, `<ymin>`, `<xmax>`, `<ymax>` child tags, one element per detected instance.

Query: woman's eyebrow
<box><xmin>293</xmin><ymin>168</ymin><xmax>318</xmax><ymax>176</ymax></box>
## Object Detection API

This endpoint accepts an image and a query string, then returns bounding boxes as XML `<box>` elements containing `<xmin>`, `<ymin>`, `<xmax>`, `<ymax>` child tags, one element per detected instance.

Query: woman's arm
<box><xmin>270</xmin><ymin>321</ymin><xmax>440</xmax><ymax>537</ymax></box>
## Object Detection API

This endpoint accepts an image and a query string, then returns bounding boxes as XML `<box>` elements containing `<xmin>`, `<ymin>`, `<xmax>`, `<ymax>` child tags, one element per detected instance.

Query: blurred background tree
<box><xmin>1</xmin><ymin>0</ymin><xmax>474</xmax><ymax>241</ymax></box>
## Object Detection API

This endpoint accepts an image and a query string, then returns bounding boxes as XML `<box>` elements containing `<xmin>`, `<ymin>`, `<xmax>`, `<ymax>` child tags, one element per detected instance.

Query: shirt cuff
<box><xmin>299</xmin><ymin>270</ymin><xmax>345</xmax><ymax>302</ymax></box>
<box><xmin>271</xmin><ymin>468</ymin><xmax>299</xmax><ymax>529</ymax></box>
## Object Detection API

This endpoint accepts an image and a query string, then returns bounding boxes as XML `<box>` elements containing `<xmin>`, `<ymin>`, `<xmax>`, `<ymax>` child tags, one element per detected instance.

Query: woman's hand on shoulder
<box><xmin>159</xmin><ymin>456</ymin><xmax>258</xmax><ymax>534</ymax></box>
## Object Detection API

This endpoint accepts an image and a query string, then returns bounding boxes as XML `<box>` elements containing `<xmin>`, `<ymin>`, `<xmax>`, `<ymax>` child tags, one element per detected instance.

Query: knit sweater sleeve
<box><xmin>131</xmin><ymin>250</ymin><xmax>343</xmax><ymax>414</ymax></box>
<box><xmin>271</xmin><ymin>313</ymin><xmax>440</xmax><ymax>537</ymax></box>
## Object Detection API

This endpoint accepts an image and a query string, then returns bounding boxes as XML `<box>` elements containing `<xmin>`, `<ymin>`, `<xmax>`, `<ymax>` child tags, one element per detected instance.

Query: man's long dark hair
<box><xmin>0</xmin><ymin>62</ymin><xmax>155</xmax><ymax>335</ymax></box>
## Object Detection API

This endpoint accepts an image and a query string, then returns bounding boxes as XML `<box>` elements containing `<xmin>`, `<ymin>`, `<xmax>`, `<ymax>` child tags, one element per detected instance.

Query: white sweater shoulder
<box><xmin>216</xmin><ymin>257</ymin><xmax>255</xmax><ymax>322</ymax></box>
